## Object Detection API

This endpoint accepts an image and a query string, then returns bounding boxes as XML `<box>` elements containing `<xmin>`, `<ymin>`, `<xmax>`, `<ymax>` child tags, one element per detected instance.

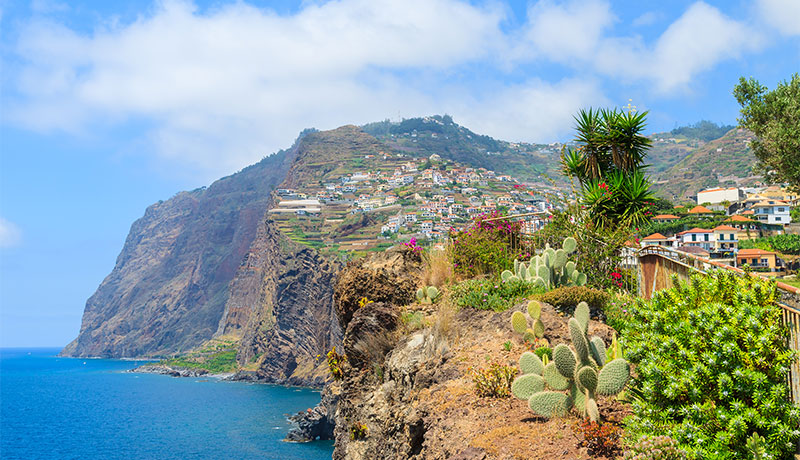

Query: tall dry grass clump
<box><xmin>422</xmin><ymin>244</ymin><xmax>454</xmax><ymax>288</ymax></box>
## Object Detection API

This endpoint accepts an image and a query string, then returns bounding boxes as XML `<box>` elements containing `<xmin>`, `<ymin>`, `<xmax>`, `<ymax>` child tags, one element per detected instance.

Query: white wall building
<box><xmin>752</xmin><ymin>200</ymin><xmax>792</xmax><ymax>225</ymax></box>
<box><xmin>696</xmin><ymin>187</ymin><xmax>745</xmax><ymax>205</ymax></box>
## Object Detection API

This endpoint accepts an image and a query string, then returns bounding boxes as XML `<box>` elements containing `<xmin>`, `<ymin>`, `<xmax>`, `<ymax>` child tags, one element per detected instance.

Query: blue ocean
<box><xmin>0</xmin><ymin>348</ymin><xmax>333</xmax><ymax>460</ymax></box>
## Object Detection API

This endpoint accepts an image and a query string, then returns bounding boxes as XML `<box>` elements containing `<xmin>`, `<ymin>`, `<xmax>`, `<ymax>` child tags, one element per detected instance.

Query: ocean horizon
<box><xmin>0</xmin><ymin>348</ymin><xmax>333</xmax><ymax>460</ymax></box>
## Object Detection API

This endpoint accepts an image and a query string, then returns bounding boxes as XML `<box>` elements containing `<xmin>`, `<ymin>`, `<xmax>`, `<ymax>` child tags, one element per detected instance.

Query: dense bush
<box><xmin>739</xmin><ymin>234</ymin><xmax>800</xmax><ymax>255</ymax></box>
<box><xmin>603</xmin><ymin>292</ymin><xmax>637</xmax><ymax>334</ymax></box>
<box><xmin>536</xmin><ymin>286</ymin><xmax>609</xmax><ymax>318</ymax></box>
<box><xmin>531</xmin><ymin>210</ymin><xmax>633</xmax><ymax>291</ymax></box>
<box><xmin>622</xmin><ymin>435</ymin><xmax>688</xmax><ymax>460</ymax></box>
<box><xmin>469</xmin><ymin>362</ymin><xmax>518</xmax><ymax>398</ymax></box>
<box><xmin>449</xmin><ymin>211</ymin><xmax>521</xmax><ymax>277</ymax></box>
<box><xmin>450</xmin><ymin>278</ymin><xmax>543</xmax><ymax>312</ymax></box>
<box><xmin>624</xmin><ymin>271</ymin><xmax>800</xmax><ymax>459</ymax></box>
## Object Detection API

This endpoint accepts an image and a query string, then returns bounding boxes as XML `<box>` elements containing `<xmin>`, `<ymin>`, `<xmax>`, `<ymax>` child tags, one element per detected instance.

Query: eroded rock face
<box><xmin>334</xmin><ymin>246</ymin><xmax>422</xmax><ymax>330</ymax></box>
<box><xmin>61</xmin><ymin>150</ymin><xmax>295</xmax><ymax>358</ymax></box>
<box><xmin>342</xmin><ymin>302</ymin><xmax>400</xmax><ymax>370</ymax></box>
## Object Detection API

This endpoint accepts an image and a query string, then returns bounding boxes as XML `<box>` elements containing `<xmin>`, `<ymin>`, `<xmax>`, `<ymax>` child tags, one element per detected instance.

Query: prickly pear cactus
<box><xmin>510</xmin><ymin>300</ymin><xmax>630</xmax><ymax>422</ymax></box>
<box><xmin>416</xmin><ymin>285</ymin><xmax>440</xmax><ymax>304</ymax></box>
<box><xmin>509</xmin><ymin>301</ymin><xmax>547</xmax><ymax>346</ymax></box>
<box><xmin>506</xmin><ymin>237</ymin><xmax>586</xmax><ymax>291</ymax></box>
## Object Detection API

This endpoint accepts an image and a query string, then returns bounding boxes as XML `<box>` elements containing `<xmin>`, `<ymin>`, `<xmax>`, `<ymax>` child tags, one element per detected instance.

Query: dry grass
<box><xmin>432</xmin><ymin>297</ymin><xmax>459</xmax><ymax>346</ymax></box>
<box><xmin>422</xmin><ymin>244</ymin><xmax>454</xmax><ymax>288</ymax></box>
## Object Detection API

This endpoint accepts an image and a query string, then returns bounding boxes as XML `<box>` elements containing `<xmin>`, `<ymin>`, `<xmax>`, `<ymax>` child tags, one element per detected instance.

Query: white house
<box><xmin>677</xmin><ymin>228</ymin><xmax>714</xmax><ymax>251</ymax></box>
<box><xmin>752</xmin><ymin>200</ymin><xmax>792</xmax><ymax>225</ymax></box>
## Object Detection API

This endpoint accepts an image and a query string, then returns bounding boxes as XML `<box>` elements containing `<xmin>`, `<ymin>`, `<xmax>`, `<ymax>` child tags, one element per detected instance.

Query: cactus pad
<box><xmin>511</xmin><ymin>373</ymin><xmax>545</xmax><ymax>400</ymax></box>
<box><xmin>563</xmin><ymin>237</ymin><xmax>577</xmax><ymax>254</ymax></box>
<box><xmin>511</xmin><ymin>311</ymin><xmax>527</xmax><ymax>334</ymax></box>
<box><xmin>596</xmin><ymin>358</ymin><xmax>631</xmax><ymax>395</ymax></box>
<box><xmin>528</xmin><ymin>391</ymin><xmax>573</xmax><ymax>418</ymax></box>
<box><xmin>589</xmin><ymin>336</ymin><xmax>606</xmax><ymax>367</ymax></box>
<box><xmin>519</xmin><ymin>351</ymin><xmax>544</xmax><ymax>375</ymax></box>
<box><xmin>553</xmin><ymin>344</ymin><xmax>576</xmax><ymax>378</ymax></box>
<box><xmin>574</xmin><ymin>302</ymin><xmax>590</xmax><ymax>333</ymax></box>
<box><xmin>576</xmin><ymin>366</ymin><xmax>598</xmax><ymax>393</ymax></box>
<box><xmin>527</xmin><ymin>300</ymin><xmax>541</xmax><ymax>319</ymax></box>
<box><xmin>533</xmin><ymin>319</ymin><xmax>545</xmax><ymax>338</ymax></box>
<box><xmin>569</xmin><ymin>318</ymin><xmax>590</xmax><ymax>364</ymax></box>
<box><xmin>501</xmin><ymin>270</ymin><xmax>514</xmax><ymax>282</ymax></box>
<box><xmin>416</xmin><ymin>288</ymin><xmax>424</xmax><ymax>301</ymax></box>
<box><xmin>542</xmin><ymin>362</ymin><xmax>569</xmax><ymax>390</ymax></box>
<box><xmin>554</xmin><ymin>249</ymin><xmax>567</xmax><ymax>269</ymax></box>
<box><xmin>426</xmin><ymin>286</ymin><xmax>439</xmax><ymax>301</ymax></box>
<box><xmin>585</xmin><ymin>397</ymin><xmax>600</xmax><ymax>422</ymax></box>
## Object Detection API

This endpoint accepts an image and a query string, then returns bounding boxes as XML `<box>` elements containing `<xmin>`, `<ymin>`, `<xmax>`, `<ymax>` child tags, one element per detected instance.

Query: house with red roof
<box><xmin>640</xmin><ymin>233</ymin><xmax>674</xmax><ymax>248</ymax></box>
<box><xmin>677</xmin><ymin>227</ymin><xmax>714</xmax><ymax>251</ymax></box>
<box><xmin>652</xmin><ymin>214</ymin><xmax>679</xmax><ymax>223</ymax></box>
<box><xmin>736</xmin><ymin>248</ymin><xmax>783</xmax><ymax>271</ymax></box>
<box><xmin>712</xmin><ymin>225</ymin><xmax>738</xmax><ymax>251</ymax></box>
<box><xmin>687</xmin><ymin>205</ymin><xmax>714</xmax><ymax>217</ymax></box>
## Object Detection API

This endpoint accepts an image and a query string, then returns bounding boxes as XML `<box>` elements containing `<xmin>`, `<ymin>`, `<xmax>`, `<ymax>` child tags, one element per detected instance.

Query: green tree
<box><xmin>560</xmin><ymin>108</ymin><xmax>656</xmax><ymax>229</ymax></box>
<box><xmin>733</xmin><ymin>73</ymin><xmax>800</xmax><ymax>188</ymax></box>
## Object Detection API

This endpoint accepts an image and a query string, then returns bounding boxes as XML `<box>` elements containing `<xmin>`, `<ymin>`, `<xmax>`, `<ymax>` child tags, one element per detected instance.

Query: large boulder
<box><xmin>342</xmin><ymin>302</ymin><xmax>400</xmax><ymax>369</ymax></box>
<box><xmin>334</xmin><ymin>246</ymin><xmax>422</xmax><ymax>330</ymax></box>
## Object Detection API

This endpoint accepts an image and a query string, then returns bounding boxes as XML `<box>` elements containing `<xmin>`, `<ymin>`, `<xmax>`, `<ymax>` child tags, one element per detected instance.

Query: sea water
<box><xmin>0</xmin><ymin>348</ymin><xmax>333</xmax><ymax>460</ymax></box>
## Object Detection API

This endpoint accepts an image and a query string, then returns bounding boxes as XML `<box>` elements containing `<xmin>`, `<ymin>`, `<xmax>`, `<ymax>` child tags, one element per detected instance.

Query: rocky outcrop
<box><xmin>61</xmin><ymin>149</ymin><xmax>295</xmax><ymax>358</ymax></box>
<box><xmin>227</xmin><ymin>218</ymin><xmax>342</xmax><ymax>387</ymax></box>
<box><xmin>128</xmin><ymin>364</ymin><xmax>210</xmax><ymax>378</ymax></box>
<box><xmin>335</xmin><ymin>246</ymin><xmax>422</xmax><ymax>330</ymax></box>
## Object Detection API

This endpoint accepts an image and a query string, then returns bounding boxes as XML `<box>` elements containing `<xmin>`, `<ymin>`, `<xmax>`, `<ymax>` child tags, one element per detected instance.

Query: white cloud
<box><xmin>757</xmin><ymin>0</ymin><xmax>800</xmax><ymax>36</ymax></box>
<box><xmin>0</xmin><ymin>218</ymin><xmax>22</xmax><ymax>248</ymax></box>
<box><xmin>452</xmin><ymin>78</ymin><xmax>609</xmax><ymax>143</ymax></box>
<box><xmin>632</xmin><ymin>11</ymin><xmax>660</xmax><ymax>28</ymax></box>
<box><xmin>2</xmin><ymin>0</ymin><xmax>780</xmax><ymax>179</ymax></box>
<box><xmin>594</xmin><ymin>2</ymin><xmax>760</xmax><ymax>92</ymax></box>
<box><xmin>7</xmin><ymin>0</ymin><xmax>505</xmax><ymax>176</ymax></box>
<box><xmin>511</xmin><ymin>0</ymin><xmax>614</xmax><ymax>63</ymax></box>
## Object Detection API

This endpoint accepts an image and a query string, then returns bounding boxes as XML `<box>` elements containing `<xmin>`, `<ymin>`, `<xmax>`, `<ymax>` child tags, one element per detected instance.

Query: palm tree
<box><xmin>560</xmin><ymin>107</ymin><xmax>655</xmax><ymax>229</ymax></box>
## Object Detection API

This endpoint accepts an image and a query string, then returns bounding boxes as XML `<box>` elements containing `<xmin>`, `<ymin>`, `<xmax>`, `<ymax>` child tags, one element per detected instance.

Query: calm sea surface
<box><xmin>0</xmin><ymin>348</ymin><xmax>333</xmax><ymax>460</ymax></box>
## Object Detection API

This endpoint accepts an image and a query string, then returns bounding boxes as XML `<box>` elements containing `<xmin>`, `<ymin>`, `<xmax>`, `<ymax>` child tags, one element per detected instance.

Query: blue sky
<box><xmin>1</xmin><ymin>0</ymin><xmax>798</xmax><ymax>347</ymax></box>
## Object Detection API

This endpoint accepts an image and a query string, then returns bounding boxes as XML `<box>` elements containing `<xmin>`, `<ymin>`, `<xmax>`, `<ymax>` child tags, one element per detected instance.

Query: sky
<box><xmin>0</xmin><ymin>0</ymin><xmax>798</xmax><ymax>347</ymax></box>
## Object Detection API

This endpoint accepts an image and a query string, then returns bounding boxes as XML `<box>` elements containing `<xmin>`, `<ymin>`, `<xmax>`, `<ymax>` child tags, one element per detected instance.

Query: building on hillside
<box><xmin>696</xmin><ymin>187</ymin><xmax>745</xmax><ymax>205</ymax></box>
<box><xmin>712</xmin><ymin>225</ymin><xmax>738</xmax><ymax>252</ymax></box>
<box><xmin>652</xmin><ymin>214</ymin><xmax>679</xmax><ymax>224</ymax></box>
<box><xmin>724</xmin><ymin>215</ymin><xmax>760</xmax><ymax>240</ymax></box>
<box><xmin>640</xmin><ymin>233</ymin><xmax>673</xmax><ymax>248</ymax></box>
<box><xmin>677</xmin><ymin>227</ymin><xmax>714</xmax><ymax>251</ymax></box>
<box><xmin>687</xmin><ymin>205</ymin><xmax>714</xmax><ymax>217</ymax></box>
<box><xmin>736</xmin><ymin>248</ymin><xmax>783</xmax><ymax>271</ymax></box>
<box><xmin>752</xmin><ymin>200</ymin><xmax>792</xmax><ymax>225</ymax></box>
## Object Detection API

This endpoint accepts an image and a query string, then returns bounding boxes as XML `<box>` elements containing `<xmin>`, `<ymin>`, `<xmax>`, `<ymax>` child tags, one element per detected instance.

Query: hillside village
<box><xmin>268</xmin><ymin>150</ymin><xmax>561</xmax><ymax>254</ymax></box>
<box><xmin>640</xmin><ymin>185</ymin><xmax>798</xmax><ymax>275</ymax></box>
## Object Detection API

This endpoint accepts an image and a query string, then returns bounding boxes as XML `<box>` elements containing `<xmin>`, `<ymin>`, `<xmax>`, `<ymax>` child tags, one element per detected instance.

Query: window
<box><xmin>704</xmin><ymin>234</ymin><xmax>709</xmax><ymax>241</ymax></box>
<box><xmin>752</xmin><ymin>258</ymin><xmax>759</xmax><ymax>264</ymax></box>
<box><xmin>730</xmin><ymin>234</ymin><xmax>735</xmax><ymax>240</ymax></box>
<box><xmin>778</xmin><ymin>208</ymin><xmax>785</xmax><ymax>212</ymax></box>
<box><xmin>761</xmin><ymin>258</ymin><xmax>768</xmax><ymax>266</ymax></box>
<box><xmin>692</xmin><ymin>234</ymin><xmax>697</xmax><ymax>241</ymax></box>
<box><xmin>776</xmin><ymin>217</ymin><xmax>782</xmax><ymax>221</ymax></box>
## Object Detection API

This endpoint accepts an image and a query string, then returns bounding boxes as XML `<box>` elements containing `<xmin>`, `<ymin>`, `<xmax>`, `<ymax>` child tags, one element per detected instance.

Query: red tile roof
<box><xmin>678</xmin><ymin>227</ymin><xmax>713</xmax><ymax>235</ymax></box>
<box><xmin>642</xmin><ymin>233</ymin><xmax>668</xmax><ymax>241</ymax></box>
<box><xmin>726</xmin><ymin>215</ymin><xmax>755</xmax><ymax>222</ymax></box>
<box><xmin>688</xmin><ymin>205</ymin><xmax>713</xmax><ymax>214</ymax></box>
<box><xmin>713</xmin><ymin>225</ymin><xmax>738</xmax><ymax>231</ymax></box>
<box><xmin>653</xmin><ymin>214</ymin><xmax>679</xmax><ymax>219</ymax></box>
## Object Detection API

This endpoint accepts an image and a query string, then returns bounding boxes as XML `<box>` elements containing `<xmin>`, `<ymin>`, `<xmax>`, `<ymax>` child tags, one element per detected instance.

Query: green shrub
<box><xmin>624</xmin><ymin>271</ymin><xmax>800</xmax><ymax>459</ymax></box>
<box><xmin>326</xmin><ymin>346</ymin><xmax>347</xmax><ymax>380</ymax></box>
<box><xmin>469</xmin><ymin>362</ymin><xmax>518</xmax><ymax>398</ymax></box>
<box><xmin>622</xmin><ymin>435</ymin><xmax>688</xmax><ymax>460</ymax></box>
<box><xmin>449</xmin><ymin>211</ymin><xmax>521</xmax><ymax>277</ymax></box>
<box><xmin>451</xmin><ymin>278</ymin><xmax>543</xmax><ymax>312</ymax></box>
<box><xmin>536</xmin><ymin>286</ymin><xmax>609</xmax><ymax>318</ymax></box>
<box><xmin>603</xmin><ymin>291</ymin><xmax>637</xmax><ymax>334</ymax></box>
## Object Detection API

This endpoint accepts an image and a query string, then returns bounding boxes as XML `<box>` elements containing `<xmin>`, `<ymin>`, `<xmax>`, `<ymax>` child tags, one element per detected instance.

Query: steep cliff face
<box><xmin>223</xmin><ymin>217</ymin><xmax>342</xmax><ymax>386</ymax></box>
<box><xmin>61</xmin><ymin>149</ymin><xmax>295</xmax><ymax>358</ymax></box>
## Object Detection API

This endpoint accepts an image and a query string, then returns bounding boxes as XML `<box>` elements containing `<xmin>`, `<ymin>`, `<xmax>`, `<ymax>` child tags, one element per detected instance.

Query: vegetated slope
<box><xmin>362</xmin><ymin>115</ymin><xmax>563</xmax><ymax>183</ymax></box>
<box><xmin>61</xmin><ymin>147</ymin><xmax>296</xmax><ymax>358</ymax></box>
<box><xmin>650</xmin><ymin>128</ymin><xmax>760</xmax><ymax>201</ymax></box>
